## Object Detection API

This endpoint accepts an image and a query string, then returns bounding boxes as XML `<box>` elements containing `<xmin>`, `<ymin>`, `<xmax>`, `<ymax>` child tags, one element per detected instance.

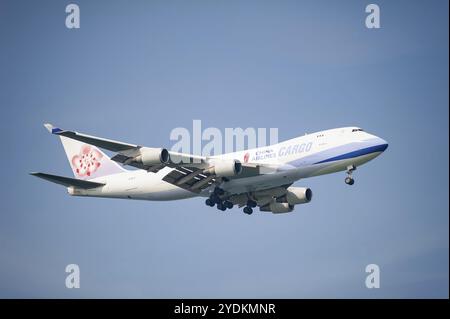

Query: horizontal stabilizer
<box><xmin>30</xmin><ymin>172</ymin><xmax>105</xmax><ymax>189</ymax></box>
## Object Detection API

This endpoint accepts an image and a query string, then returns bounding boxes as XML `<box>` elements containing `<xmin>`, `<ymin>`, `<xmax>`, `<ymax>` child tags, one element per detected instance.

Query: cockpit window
<box><xmin>352</xmin><ymin>128</ymin><xmax>364</xmax><ymax>132</ymax></box>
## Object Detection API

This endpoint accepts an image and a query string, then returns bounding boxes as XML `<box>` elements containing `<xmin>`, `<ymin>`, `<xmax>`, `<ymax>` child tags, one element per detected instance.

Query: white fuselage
<box><xmin>68</xmin><ymin>127</ymin><xmax>388</xmax><ymax>200</ymax></box>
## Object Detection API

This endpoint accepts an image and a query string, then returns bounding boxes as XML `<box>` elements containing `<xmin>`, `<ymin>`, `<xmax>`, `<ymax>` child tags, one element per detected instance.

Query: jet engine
<box><xmin>259</xmin><ymin>187</ymin><xmax>312</xmax><ymax>214</ymax></box>
<box><xmin>204</xmin><ymin>160</ymin><xmax>242</xmax><ymax>177</ymax></box>
<box><xmin>267</xmin><ymin>202</ymin><xmax>294</xmax><ymax>214</ymax></box>
<box><xmin>284</xmin><ymin>187</ymin><xmax>313</xmax><ymax>205</ymax></box>
<box><xmin>134</xmin><ymin>147</ymin><xmax>170</xmax><ymax>165</ymax></box>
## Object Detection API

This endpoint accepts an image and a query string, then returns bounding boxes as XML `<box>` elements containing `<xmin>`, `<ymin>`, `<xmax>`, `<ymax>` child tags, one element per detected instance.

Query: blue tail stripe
<box><xmin>51</xmin><ymin>127</ymin><xmax>63</xmax><ymax>134</ymax></box>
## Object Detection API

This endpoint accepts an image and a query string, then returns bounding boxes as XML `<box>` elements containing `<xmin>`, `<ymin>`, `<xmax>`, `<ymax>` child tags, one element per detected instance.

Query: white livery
<box><xmin>31</xmin><ymin>124</ymin><xmax>388</xmax><ymax>214</ymax></box>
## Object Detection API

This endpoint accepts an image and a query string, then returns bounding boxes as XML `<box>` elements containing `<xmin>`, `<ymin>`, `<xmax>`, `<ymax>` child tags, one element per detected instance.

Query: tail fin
<box><xmin>59</xmin><ymin>135</ymin><xmax>126</xmax><ymax>180</ymax></box>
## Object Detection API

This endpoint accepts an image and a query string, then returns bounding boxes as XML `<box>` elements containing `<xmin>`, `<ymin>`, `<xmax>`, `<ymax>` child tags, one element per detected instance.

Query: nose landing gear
<box><xmin>345</xmin><ymin>176</ymin><xmax>355</xmax><ymax>185</ymax></box>
<box><xmin>345</xmin><ymin>165</ymin><xmax>356</xmax><ymax>185</ymax></box>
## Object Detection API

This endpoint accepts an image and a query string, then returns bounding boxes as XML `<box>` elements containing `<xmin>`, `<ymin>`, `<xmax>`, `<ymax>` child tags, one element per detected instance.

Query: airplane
<box><xmin>31</xmin><ymin>124</ymin><xmax>388</xmax><ymax>215</ymax></box>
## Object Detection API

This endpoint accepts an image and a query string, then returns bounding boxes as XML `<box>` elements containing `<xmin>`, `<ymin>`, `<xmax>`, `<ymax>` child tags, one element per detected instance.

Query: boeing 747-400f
<box><xmin>31</xmin><ymin>124</ymin><xmax>388</xmax><ymax>214</ymax></box>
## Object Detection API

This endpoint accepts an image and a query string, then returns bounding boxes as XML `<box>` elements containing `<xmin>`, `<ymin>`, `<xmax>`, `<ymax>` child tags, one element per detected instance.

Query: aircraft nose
<box><xmin>376</xmin><ymin>137</ymin><xmax>389</xmax><ymax>152</ymax></box>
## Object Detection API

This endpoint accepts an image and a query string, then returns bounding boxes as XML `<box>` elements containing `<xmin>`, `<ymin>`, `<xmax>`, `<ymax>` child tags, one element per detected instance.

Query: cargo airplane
<box><xmin>31</xmin><ymin>124</ymin><xmax>388</xmax><ymax>214</ymax></box>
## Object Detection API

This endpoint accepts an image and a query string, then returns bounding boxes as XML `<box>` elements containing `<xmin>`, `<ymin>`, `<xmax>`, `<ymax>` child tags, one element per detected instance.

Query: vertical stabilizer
<box><xmin>58</xmin><ymin>135</ymin><xmax>126</xmax><ymax>180</ymax></box>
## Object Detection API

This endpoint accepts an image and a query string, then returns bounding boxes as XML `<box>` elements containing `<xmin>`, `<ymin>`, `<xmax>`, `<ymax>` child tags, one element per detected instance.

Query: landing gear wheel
<box><xmin>345</xmin><ymin>165</ymin><xmax>356</xmax><ymax>185</ymax></box>
<box><xmin>210</xmin><ymin>194</ymin><xmax>221</xmax><ymax>204</ymax></box>
<box><xmin>213</xmin><ymin>187</ymin><xmax>225</xmax><ymax>196</ymax></box>
<box><xmin>205</xmin><ymin>198</ymin><xmax>215</xmax><ymax>207</ymax></box>
<box><xmin>217</xmin><ymin>202</ymin><xmax>226</xmax><ymax>211</ymax></box>
<box><xmin>246</xmin><ymin>200</ymin><xmax>257</xmax><ymax>208</ymax></box>
<box><xmin>224</xmin><ymin>201</ymin><xmax>233</xmax><ymax>209</ymax></box>
<box><xmin>243</xmin><ymin>206</ymin><xmax>253</xmax><ymax>215</ymax></box>
<box><xmin>345</xmin><ymin>177</ymin><xmax>355</xmax><ymax>185</ymax></box>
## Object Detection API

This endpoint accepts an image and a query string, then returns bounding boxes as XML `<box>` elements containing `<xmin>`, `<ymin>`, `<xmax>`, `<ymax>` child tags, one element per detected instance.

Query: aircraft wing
<box><xmin>45</xmin><ymin>124</ymin><xmax>271</xmax><ymax>193</ymax></box>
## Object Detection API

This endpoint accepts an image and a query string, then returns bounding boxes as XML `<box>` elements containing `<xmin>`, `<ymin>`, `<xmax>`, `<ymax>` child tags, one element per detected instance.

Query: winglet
<box><xmin>44</xmin><ymin>123</ymin><xmax>63</xmax><ymax>134</ymax></box>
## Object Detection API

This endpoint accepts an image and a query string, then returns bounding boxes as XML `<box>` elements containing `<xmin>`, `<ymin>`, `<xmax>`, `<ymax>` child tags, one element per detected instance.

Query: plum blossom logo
<box><xmin>72</xmin><ymin>145</ymin><xmax>102</xmax><ymax>177</ymax></box>
<box><xmin>243</xmin><ymin>152</ymin><xmax>250</xmax><ymax>163</ymax></box>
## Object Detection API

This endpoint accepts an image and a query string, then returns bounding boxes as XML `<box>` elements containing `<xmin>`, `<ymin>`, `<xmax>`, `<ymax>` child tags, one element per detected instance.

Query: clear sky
<box><xmin>1</xmin><ymin>0</ymin><xmax>448</xmax><ymax>298</ymax></box>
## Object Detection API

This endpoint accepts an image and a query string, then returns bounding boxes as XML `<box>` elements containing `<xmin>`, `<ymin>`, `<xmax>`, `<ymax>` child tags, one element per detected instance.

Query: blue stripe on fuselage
<box><xmin>281</xmin><ymin>138</ymin><xmax>388</xmax><ymax>170</ymax></box>
<box><xmin>313</xmin><ymin>144</ymin><xmax>388</xmax><ymax>164</ymax></box>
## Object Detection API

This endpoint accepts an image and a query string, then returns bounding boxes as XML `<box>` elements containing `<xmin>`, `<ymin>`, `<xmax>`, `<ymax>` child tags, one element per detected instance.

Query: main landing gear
<box><xmin>205</xmin><ymin>187</ymin><xmax>234</xmax><ymax>211</ymax></box>
<box><xmin>345</xmin><ymin>165</ymin><xmax>356</xmax><ymax>185</ymax></box>
<box><xmin>243</xmin><ymin>200</ymin><xmax>257</xmax><ymax>215</ymax></box>
<box><xmin>205</xmin><ymin>187</ymin><xmax>258</xmax><ymax>215</ymax></box>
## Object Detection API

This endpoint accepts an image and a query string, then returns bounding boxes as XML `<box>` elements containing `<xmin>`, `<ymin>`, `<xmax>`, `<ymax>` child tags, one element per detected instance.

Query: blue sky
<box><xmin>0</xmin><ymin>0</ymin><xmax>448</xmax><ymax>298</ymax></box>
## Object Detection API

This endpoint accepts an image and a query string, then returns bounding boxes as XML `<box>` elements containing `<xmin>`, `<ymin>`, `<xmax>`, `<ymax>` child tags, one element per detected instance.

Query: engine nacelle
<box><xmin>260</xmin><ymin>201</ymin><xmax>294</xmax><ymax>214</ymax></box>
<box><xmin>269</xmin><ymin>202</ymin><xmax>294</xmax><ymax>214</ymax></box>
<box><xmin>205</xmin><ymin>160</ymin><xmax>242</xmax><ymax>177</ymax></box>
<box><xmin>135</xmin><ymin>147</ymin><xmax>170</xmax><ymax>165</ymax></box>
<box><xmin>285</xmin><ymin>187</ymin><xmax>313</xmax><ymax>205</ymax></box>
